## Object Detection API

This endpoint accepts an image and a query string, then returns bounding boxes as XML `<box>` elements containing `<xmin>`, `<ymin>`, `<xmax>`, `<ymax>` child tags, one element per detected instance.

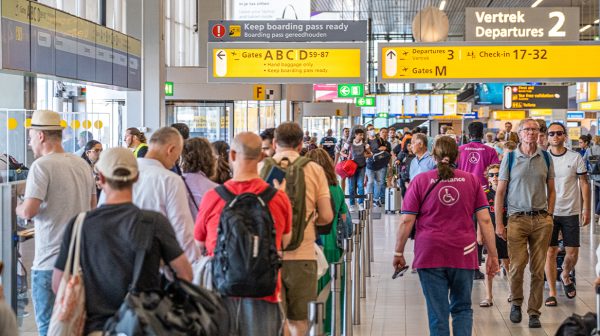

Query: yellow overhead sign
<box><xmin>493</xmin><ymin>110</ymin><xmax>527</xmax><ymax>120</ymax></box>
<box><xmin>213</xmin><ymin>48</ymin><xmax>361</xmax><ymax>78</ymax></box>
<box><xmin>381</xmin><ymin>44</ymin><xmax>600</xmax><ymax>81</ymax></box>
<box><xmin>580</xmin><ymin>101</ymin><xmax>600</xmax><ymax>111</ymax></box>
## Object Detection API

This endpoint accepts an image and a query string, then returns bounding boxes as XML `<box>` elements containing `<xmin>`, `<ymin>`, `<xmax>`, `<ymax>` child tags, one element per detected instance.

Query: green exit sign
<box><xmin>165</xmin><ymin>81</ymin><xmax>174</xmax><ymax>96</ymax></box>
<box><xmin>356</xmin><ymin>97</ymin><xmax>375</xmax><ymax>107</ymax></box>
<box><xmin>377</xmin><ymin>112</ymin><xmax>389</xmax><ymax>118</ymax></box>
<box><xmin>337</xmin><ymin>84</ymin><xmax>364</xmax><ymax>98</ymax></box>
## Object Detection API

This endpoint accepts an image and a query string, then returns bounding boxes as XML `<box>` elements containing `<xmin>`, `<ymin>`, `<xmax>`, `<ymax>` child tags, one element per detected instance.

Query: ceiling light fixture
<box><xmin>531</xmin><ymin>0</ymin><xmax>543</xmax><ymax>8</ymax></box>
<box><xmin>439</xmin><ymin>0</ymin><xmax>447</xmax><ymax>11</ymax></box>
<box><xmin>580</xmin><ymin>24</ymin><xmax>592</xmax><ymax>32</ymax></box>
<box><xmin>595</xmin><ymin>19</ymin><xmax>600</xmax><ymax>24</ymax></box>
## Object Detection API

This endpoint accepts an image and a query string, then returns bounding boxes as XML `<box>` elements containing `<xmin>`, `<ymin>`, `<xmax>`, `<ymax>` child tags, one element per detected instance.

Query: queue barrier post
<box><xmin>358</xmin><ymin>210</ymin><xmax>367</xmax><ymax>298</ymax></box>
<box><xmin>352</xmin><ymin>222</ymin><xmax>361</xmax><ymax>325</ymax></box>
<box><xmin>307</xmin><ymin>301</ymin><xmax>325</xmax><ymax>336</ymax></box>
<box><xmin>343</xmin><ymin>238</ymin><xmax>353</xmax><ymax>336</ymax></box>
<box><xmin>363</xmin><ymin>194</ymin><xmax>372</xmax><ymax>277</ymax></box>
<box><xmin>367</xmin><ymin>193</ymin><xmax>374</xmax><ymax>262</ymax></box>
<box><xmin>329</xmin><ymin>262</ymin><xmax>343</xmax><ymax>336</ymax></box>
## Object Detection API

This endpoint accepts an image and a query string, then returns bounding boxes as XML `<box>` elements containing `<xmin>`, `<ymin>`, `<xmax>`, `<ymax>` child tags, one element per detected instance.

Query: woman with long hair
<box><xmin>339</xmin><ymin>127</ymin><xmax>371</xmax><ymax>210</ymax></box>
<box><xmin>181</xmin><ymin>138</ymin><xmax>218</xmax><ymax>219</ymax></box>
<box><xmin>393</xmin><ymin>136</ymin><xmax>499</xmax><ymax>336</ymax></box>
<box><xmin>211</xmin><ymin>140</ymin><xmax>232</xmax><ymax>184</ymax></box>
<box><xmin>305</xmin><ymin>148</ymin><xmax>349</xmax><ymax>334</ymax></box>
<box><xmin>81</xmin><ymin>140</ymin><xmax>103</xmax><ymax>198</ymax></box>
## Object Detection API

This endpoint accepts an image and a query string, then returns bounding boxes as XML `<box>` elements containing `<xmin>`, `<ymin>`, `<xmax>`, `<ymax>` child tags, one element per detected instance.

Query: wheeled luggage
<box><xmin>384</xmin><ymin>187</ymin><xmax>401</xmax><ymax>214</ymax></box>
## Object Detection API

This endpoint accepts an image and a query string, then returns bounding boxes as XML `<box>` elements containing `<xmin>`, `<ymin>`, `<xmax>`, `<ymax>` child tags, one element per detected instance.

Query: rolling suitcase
<box><xmin>385</xmin><ymin>187</ymin><xmax>401</xmax><ymax>214</ymax></box>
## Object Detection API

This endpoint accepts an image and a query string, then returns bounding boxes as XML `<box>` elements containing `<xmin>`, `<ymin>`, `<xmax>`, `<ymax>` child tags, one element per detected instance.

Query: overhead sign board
<box><xmin>208</xmin><ymin>42</ymin><xmax>366</xmax><ymax>83</ymax></box>
<box><xmin>338</xmin><ymin>84</ymin><xmax>363</xmax><ymax>98</ymax></box>
<box><xmin>503</xmin><ymin>85</ymin><xmax>568</xmax><ymax>109</ymax></box>
<box><xmin>208</xmin><ymin>20</ymin><xmax>367</xmax><ymax>42</ymax></box>
<box><xmin>230</xmin><ymin>0</ymin><xmax>310</xmax><ymax>20</ymax></box>
<box><xmin>356</xmin><ymin>97</ymin><xmax>375</xmax><ymax>107</ymax></box>
<box><xmin>380</xmin><ymin>43</ymin><xmax>600</xmax><ymax>83</ymax></box>
<box><xmin>465</xmin><ymin>7</ymin><xmax>579</xmax><ymax>41</ymax></box>
<box><xmin>580</xmin><ymin>101</ymin><xmax>600</xmax><ymax>111</ymax></box>
<box><xmin>2</xmin><ymin>0</ymin><xmax>31</xmax><ymax>71</ymax></box>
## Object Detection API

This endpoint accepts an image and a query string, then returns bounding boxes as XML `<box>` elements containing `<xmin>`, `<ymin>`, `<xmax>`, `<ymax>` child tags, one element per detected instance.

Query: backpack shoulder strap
<box><xmin>258</xmin><ymin>185</ymin><xmax>278</xmax><ymax>203</ymax></box>
<box><xmin>215</xmin><ymin>185</ymin><xmax>236</xmax><ymax>204</ymax></box>
<box><xmin>507</xmin><ymin>150</ymin><xmax>515</xmax><ymax>180</ymax></box>
<box><xmin>292</xmin><ymin>156</ymin><xmax>312</xmax><ymax>168</ymax></box>
<box><xmin>260</xmin><ymin>157</ymin><xmax>277</xmax><ymax>178</ymax></box>
<box><xmin>542</xmin><ymin>150</ymin><xmax>550</xmax><ymax>169</ymax></box>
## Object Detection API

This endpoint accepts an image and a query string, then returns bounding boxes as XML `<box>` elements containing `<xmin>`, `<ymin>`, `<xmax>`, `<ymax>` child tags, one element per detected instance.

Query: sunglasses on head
<box><xmin>548</xmin><ymin>131</ymin><xmax>565</xmax><ymax>137</ymax></box>
<box><xmin>487</xmin><ymin>173</ymin><xmax>499</xmax><ymax>177</ymax></box>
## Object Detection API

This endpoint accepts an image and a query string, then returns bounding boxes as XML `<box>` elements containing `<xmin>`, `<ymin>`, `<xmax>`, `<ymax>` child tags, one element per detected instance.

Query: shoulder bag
<box><xmin>48</xmin><ymin>212</ymin><xmax>87</xmax><ymax>336</ymax></box>
<box><xmin>335</xmin><ymin>144</ymin><xmax>358</xmax><ymax>178</ymax></box>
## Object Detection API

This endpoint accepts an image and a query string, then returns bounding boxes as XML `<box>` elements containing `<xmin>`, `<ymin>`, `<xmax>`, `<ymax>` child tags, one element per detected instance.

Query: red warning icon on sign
<box><xmin>212</xmin><ymin>24</ymin><xmax>226</xmax><ymax>38</ymax></box>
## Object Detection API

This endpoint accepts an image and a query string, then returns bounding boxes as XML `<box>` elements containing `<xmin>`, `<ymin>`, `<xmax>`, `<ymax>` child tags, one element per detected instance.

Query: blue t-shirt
<box><xmin>409</xmin><ymin>152</ymin><xmax>436</xmax><ymax>180</ymax></box>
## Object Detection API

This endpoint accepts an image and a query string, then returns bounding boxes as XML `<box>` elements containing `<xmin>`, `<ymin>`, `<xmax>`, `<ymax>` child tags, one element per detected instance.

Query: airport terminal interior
<box><xmin>3</xmin><ymin>0</ymin><xmax>600</xmax><ymax>335</ymax></box>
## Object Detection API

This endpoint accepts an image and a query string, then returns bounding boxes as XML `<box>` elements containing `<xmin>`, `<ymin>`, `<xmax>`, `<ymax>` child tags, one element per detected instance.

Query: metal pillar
<box><xmin>359</xmin><ymin>210</ymin><xmax>367</xmax><ymax>298</ymax></box>
<box><xmin>352</xmin><ymin>222</ymin><xmax>361</xmax><ymax>325</ymax></box>
<box><xmin>308</xmin><ymin>301</ymin><xmax>325</xmax><ymax>336</ymax></box>
<box><xmin>368</xmin><ymin>194</ymin><xmax>374</xmax><ymax>262</ymax></box>
<box><xmin>343</xmin><ymin>238</ymin><xmax>353</xmax><ymax>336</ymax></box>
<box><xmin>591</xmin><ymin>179</ymin><xmax>596</xmax><ymax>234</ymax></box>
<box><xmin>330</xmin><ymin>262</ymin><xmax>342</xmax><ymax>336</ymax></box>
<box><xmin>363</xmin><ymin>194</ymin><xmax>372</xmax><ymax>276</ymax></box>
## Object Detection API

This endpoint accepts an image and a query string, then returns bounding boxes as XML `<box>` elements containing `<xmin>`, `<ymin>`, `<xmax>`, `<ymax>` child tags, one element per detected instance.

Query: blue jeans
<box><xmin>32</xmin><ymin>270</ymin><xmax>55</xmax><ymax>336</ymax></box>
<box><xmin>418</xmin><ymin>268</ymin><xmax>475</xmax><ymax>336</ymax></box>
<box><xmin>348</xmin><ymin>167</ymin><xmax>366</xmax><ymax>205</ymax></box>
<box><xmin>366</xmin><ymin>167</ymin><xmax>386</xmax><ymax>202</ymax></box>
<box><xmin>224</xmin><ymin>297</ymin><xmax>283</xmax><ymax>336</ymax></box>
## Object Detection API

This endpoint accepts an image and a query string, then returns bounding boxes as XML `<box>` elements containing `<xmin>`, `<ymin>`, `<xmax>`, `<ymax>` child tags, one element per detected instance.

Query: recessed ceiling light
<box><xmin>595</xmin><ymin>19</ymin><xmax>599</xmax><ymax>24</ymax></box>
<box><xmin>531</xmin><ymin>0</ymin><xmax>543</xmax><ymax>8</ymax></box>
<box><xmin>580</xmin><ymin>24</ymin><xmax>592</xmax><ymax>32</ymax></box>
<box><xmin>439</xmin><ymin>0</ymin><xmax>447</xmax><ymax>11</ymax></box>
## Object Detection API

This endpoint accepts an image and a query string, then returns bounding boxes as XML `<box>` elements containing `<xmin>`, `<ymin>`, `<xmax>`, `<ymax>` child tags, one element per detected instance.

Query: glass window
<box><xmin>107</xmin><ymin>0</ymin><xmax>127</xmax><ymax>33</ymax></box>
<box><xmin>234</xmin><ymin>101</ymin><xmax>248</xmax><ymax>135</ymax></box>
<box><xmin>247</xmin><ymin>101</ymin><xmax>259</xmax><ymax>134</ymax></box>
<box><xmin>165</xmin><ymin>0</ymin><xmax>199</xmax><ymax>66</ymax></box>
<box><xmin>38</xmin><ymin>0</ymin><xmax>101</xmax><ymax>24</ymax></box>
<box><xmin>171</xmin><ymin>104</ymin><xmax>229</xmax><ymax>142</ymax></box>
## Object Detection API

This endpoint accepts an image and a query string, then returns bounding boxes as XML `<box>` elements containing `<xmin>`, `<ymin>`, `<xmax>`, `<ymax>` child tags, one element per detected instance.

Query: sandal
<box><xmin>479</xmin><ymin>299</ymin><xmax>493</xmax><ymax>307</ymax></box>
<box><xmin>545</xmin><ymin>296</ymin><xmax>557</xmax><ymax>307</ymax></box>
<box><xmin>562</xmin><ymin>279</ymin><xmax>577</xmax><ymax>299</ymax></box>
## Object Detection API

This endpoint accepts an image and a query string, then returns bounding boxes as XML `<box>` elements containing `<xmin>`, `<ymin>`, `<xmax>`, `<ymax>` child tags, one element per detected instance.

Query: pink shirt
<box><xmin>401</xmin><ymin>169</ymin><xmax>489</xmax><ymax>270</ymax></box>
<box><xmin>457</xmin><ymin>140</ymin><xmax>500</xmax><ymax>186</ymax></box>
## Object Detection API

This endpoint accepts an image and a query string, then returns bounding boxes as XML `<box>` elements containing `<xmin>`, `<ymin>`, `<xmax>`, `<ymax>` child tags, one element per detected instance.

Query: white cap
<box><xmin>95</xmin><ymin>147</ymin><xmax>138</xmax><ymax>182</ymax></box>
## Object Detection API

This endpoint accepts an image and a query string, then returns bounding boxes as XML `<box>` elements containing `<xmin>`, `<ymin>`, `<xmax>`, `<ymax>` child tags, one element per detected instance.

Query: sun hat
<box><xmin>30</xmin><ymin>110</ymin><xmax>63</xmax><ymax>130</ymax></box>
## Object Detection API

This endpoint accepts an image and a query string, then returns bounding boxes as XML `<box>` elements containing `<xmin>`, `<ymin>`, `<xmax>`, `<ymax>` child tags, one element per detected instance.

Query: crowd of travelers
<box><xmin>3</xmin><ymin>109</ymin><xmax>600</xmax><ymax>336</ymax></box>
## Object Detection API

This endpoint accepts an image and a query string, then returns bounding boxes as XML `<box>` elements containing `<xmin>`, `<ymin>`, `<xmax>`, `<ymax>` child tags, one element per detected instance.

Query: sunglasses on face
<box><xmin>548</xmin><ymin>131</ymin><xmax>565</xmax><ymax>137</ymax></box>
<box><xmin>487</xmin><ymin>173</ymin><xmax>499</xmax><ymax>177</ymax></box>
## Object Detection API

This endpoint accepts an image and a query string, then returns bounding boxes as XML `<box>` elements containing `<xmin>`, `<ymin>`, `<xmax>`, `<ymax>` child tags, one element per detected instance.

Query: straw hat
<box><xmin>30</xmin><ymin>110</ymin><xmax>63</xmax><ymax>130</ymax></box>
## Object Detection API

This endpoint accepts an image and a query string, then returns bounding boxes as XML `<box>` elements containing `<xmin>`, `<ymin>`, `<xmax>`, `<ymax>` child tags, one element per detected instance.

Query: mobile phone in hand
<box><xmin>392</xmin><ymin>265</ymin><xmax>409</xmax><ymax>279</ymax></box>
<box><xmin>265</xmin><ymin>166</ymin><xmax>286</xmax><ymax>187</ymax></box>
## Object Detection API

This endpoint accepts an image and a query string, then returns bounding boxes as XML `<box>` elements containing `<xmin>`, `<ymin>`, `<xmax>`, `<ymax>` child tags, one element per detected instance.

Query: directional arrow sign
<box><xmin>217</xmin><ymin>50</ymin><xmax>226</xmax><ymax>60</ymax></box>
<box><xmin>356</xmin><ymin>96</ymin><xmax>375</xmax><ymax>107</ymax></box>
<box><xmin>338</xmin><ymin>84</ymin><xmax>363</xmax><ymax>98</ymax></box>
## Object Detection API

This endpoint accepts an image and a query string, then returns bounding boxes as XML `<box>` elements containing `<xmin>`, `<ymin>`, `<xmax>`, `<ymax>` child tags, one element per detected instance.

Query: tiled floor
<box><xmin>353</xmin><ymin>209</ymin><xmax>600</xmax><ymax>336</ymax></box>
<box><xmin>13</xmin><ymin>208</ymin><xmax>600</xmax><ymax>335</ymax></box>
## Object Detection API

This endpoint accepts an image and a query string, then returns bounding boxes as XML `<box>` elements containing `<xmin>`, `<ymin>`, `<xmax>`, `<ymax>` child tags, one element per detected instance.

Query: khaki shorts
<box><xmin>280</xmin><ymin>260</ymin><xmax>317</xmax><ymax>321</ymax></box>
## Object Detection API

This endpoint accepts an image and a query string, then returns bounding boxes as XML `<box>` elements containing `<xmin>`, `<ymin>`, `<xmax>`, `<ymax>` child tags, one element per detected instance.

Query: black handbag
<box><xmin>103</xmin><ymin>214</ymin><xmax>229</xmax><ymax>336</ymax></box>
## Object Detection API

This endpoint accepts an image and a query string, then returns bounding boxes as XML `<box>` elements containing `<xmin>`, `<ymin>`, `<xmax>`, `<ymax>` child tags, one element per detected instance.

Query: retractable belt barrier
<box><xmin>309</xmin><ymin>193</ymin><xmax>376</xmax><ymax>335</ymax></box>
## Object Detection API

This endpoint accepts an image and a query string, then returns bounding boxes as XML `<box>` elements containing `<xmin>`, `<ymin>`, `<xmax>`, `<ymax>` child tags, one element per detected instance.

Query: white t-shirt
<box><xmin>25</xmin><ymin>153</ymin><xmax>95</xmax><ymax>270</ymax></box>
<box><xmin>550</xmin><ymin>148</ymin><xmax>587</xmax><ymax>216</ymax></box>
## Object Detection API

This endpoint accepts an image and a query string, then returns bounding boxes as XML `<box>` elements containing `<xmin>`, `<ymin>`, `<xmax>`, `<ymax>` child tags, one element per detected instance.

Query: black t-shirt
<box><xmin>54</xmin><ymin>203</ymin><xmax>184</xmax><ymax>334</ymax></box>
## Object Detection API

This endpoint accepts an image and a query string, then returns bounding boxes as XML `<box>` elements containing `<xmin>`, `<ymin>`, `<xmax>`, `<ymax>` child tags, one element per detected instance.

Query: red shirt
<box><xmin>194</xmin><ymin>178</ymin><xmax>292</xmax><ymax>303</ymax></box>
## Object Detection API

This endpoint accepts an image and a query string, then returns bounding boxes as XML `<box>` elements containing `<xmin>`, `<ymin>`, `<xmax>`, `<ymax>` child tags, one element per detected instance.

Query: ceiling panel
<box><xmin>312</xmin><ymin>0</ymin><xmax>598</xmax><ymax>39</ymax></box>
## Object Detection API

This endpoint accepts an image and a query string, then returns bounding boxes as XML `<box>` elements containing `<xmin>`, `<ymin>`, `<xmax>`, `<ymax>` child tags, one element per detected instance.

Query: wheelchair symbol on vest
<box><xmin>468</xmin><ymin>152</ymin><xmax>480</xmax><ymax>164</ymax></box>
<box><xmin>438</xmin><ymin>186</ymin><xmax>460</xmax><ymax>206</ymax></box>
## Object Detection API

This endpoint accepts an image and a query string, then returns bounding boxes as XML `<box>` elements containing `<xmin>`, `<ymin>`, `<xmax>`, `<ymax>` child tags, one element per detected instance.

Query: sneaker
<box><xmin>510</xmin><ymin>305</ymin><xmax>522</xmax><ymax>323</ymax></box>
<box><xmin>474</xmin><ymin>270</ymin><xmax>485</xmax><ymax>280</ymax></box>
<box><xmin>528</xmin><ymin>315</ymin><xmax>541</xmax><ymax>328</ymax></box>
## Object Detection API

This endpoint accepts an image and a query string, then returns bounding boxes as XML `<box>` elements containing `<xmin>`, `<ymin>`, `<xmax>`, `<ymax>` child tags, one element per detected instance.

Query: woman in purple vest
<box><xmin>392</xmin><ymin>136</ymin><xmax>500</xmax><ymax>336</ymax></box>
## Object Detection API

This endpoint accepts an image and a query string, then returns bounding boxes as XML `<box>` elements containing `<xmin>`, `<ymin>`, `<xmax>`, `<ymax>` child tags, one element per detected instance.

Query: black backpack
<box><xmin>212</xmin><ymin>185</ymin><xmax>281</xmax><ymax>298</ymax></box>
<box><xmin>555</xmin><ymin>312</ymin><xmax>597</xmax><ymax>336</ymax></box>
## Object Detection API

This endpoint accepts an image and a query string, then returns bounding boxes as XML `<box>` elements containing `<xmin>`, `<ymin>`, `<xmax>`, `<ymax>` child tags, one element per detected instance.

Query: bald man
<box><xmin>132</xmin><ymin>127</ymin><xmax>201</xmax><ymax>263</ymax></box>
<box><xmin>194</xmin><ymin>132</ymin><xmax>293</xmax><ymax>336</ymax></box>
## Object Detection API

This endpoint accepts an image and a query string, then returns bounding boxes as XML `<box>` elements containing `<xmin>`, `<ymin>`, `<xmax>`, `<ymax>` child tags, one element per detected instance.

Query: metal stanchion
<box><xmin>358</xmin><ymin>210</ymin><xmax>367</xmax><ymax>299</ymax></box>
<box><xmin>330</xmin><ymin>262</ymin><xmax>342</xmax><ymax>336</ymax></box>
<box><xmin>343</xmin><ymin>238</ymin><xmax>353</xmax><ymax>336</ymax></box>
<box><xmin>308</xmin><ymin>301</ymin><xmax>325</xmax><ymax>336</ymax></box>
<box><xmin>363</xmin><ymin>194</ymin><xmax>372</xmax><ymax>277</ymax></box>
<box><xmin>591</xmin><ymin>179</ymin><xmax>596</xmax><ymax>234</ymax></box>
<box><xmin>352</xmin><ymin>222</ymin><xmax>361</xmax><ymax>325</ymax></box>
<box><xmin>367</xmin><ymin>194</ymin><xmax>374</xmax><ymax>263</ymax></box>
